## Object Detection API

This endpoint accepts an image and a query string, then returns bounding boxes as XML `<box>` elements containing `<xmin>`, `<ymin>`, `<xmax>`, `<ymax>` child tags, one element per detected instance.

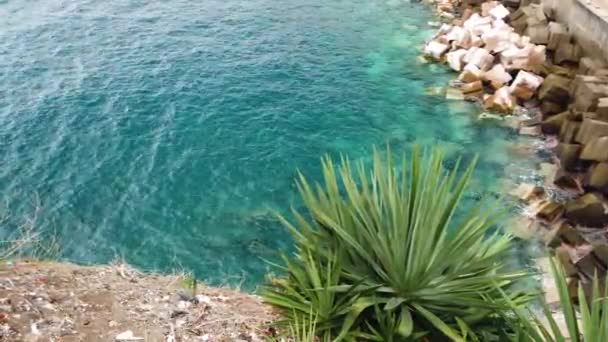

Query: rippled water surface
<box><xmin>0</xmin><ymin>0</ymin><xmax>540</xmax><ymax>286</ymax></box>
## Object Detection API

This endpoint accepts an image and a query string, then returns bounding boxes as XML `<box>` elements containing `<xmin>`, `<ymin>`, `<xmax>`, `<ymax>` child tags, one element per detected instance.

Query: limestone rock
<box><xmin>509</xmin><ymin>183</ymin><xmax>545</xmax><ymax>202</ymax></box>
<box><xmin>468</xmin><ymin>47</ymin><xmax>494</xmax><ymax>71</ymax></box>
<box><xmin>538</xmin><ymin>74</ymin><xmax>571</xmax><ymax>104</ymax></box>
<box><xmin>541</xmin><ymin>111</ymin><xmax>569</xmax><ymax>134</ymax></box>
<box><xmin>481</xmin><ymin>26</ymin><xmax>513</xmax><ymax>53</ymax></box>
<box><xmin>584</xmin><ymin>162</ymin><xmax>608</xmax><ymax>190</ymax></box>
<box><xmin>483</xmin><ymin>64</ymin><xmax>512</xmax><ymax>89</ymax></box>
<box><xmin>483</xmin><ymin>86</ymin><xmax>516</xmax><ymax>113</ymax></box>
<box><xmin>461</xmin><ymin>80</ymin><xmax>483</xmax><ymax>97</ymax></box>
<box><xmin>557</xmin><ymin>143</ymin><xmax>581</xmax><ymax>171</ymax></box>
<box><xmin>575</xmin><ymin>118</ymin><xmax>608</xmax><ymax>144</ymax></box>
<box><xmin>580</xmin><ymin>137</ymin><xmax>608</xmax><ymax>162</ymax></box>
<box><xmin>564</xmin><ymin>193</ymin><xmax>608</xmax><ymax>227</ymax></box>
<box><xmin>459</xmin><ymin>70</ymin><xmax>479</xmax><ymax>83</ymax></box>
<box><xmin>481</xmin><ymin>1</ymin><xmax>499</xmax><ymax>17</ymax></box>
<box><xmin>454</xmin><ymin>28</ymin><xmax>474</xmax><ymax>49</ymax></box>
<box><xmin>463</xmin><ymin>13</ymin><xmax>493</xmax><ymax>36</ymax></box>
<box><xmin>447</xmin><ymin>49</ymin><xmax>468</xmax><ymax>71</ymax></box>
<box><xmin>445</xmin><ymin>26</ymin><xmax>463</xmax><ymax>42</ymax></box>
<box><xmin>509</xmin><ymin>71</ymin><xmax>543</xmax><ymax>100</ymax></box>
<box><xmin>424</xmin><ymin>41</ymin><xmax>450</xmax><ymax>60</ymax></box>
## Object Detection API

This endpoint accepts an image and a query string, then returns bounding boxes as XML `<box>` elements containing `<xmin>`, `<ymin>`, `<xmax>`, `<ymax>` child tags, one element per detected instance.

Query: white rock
<box><xmin>489</xmin><ymin>4</ymin><xmax>510</xmax><ymax>20</ymax></box>
<box><xmin>116</xmin><ymin>330</ymin><xmax>144</xmax><ymax>341</ymax></box>
<box><xmin>459</xmin><ymin>63</ymin><xmax>483</xmax><ymax>82</ymax></box>
<box><xmin>482</xmin><ymin>28</ymin><xmax>512</xmax><ymax>53</ymax></box>
<box><xmin>463</xmin><ymin>47</ymin><xmax>479</xmax><ymax>64</ymax></box>
<box><xmin>195</xmin><ymin>295</ymin><xmax>212</xmax><ymax>304</ymax></box>
<box><xmin>481</xmin><ymin>1</ymin><xmax>499</xmax><ymax>16</ymax></box>
<box><xmin>528</xmin><ymin>45</ymin><xmax>547</xmax><ymax>69</ymax></box>
<box><xmin>424</xmin><ymin>41</ymin><xmax>450</xmax><ymax>60</ymax></box>
<box><xmin>433</xmin><ymin>24</ymin><xmax>453</xmax><ymax>39</ymax></box>
<box><xmin>463</xmin><ymin>13</ymin><xmax>493</xmax><ymax>36</ymax></box>
<box><xmin>468</xmin><ymin>48</ymin><xmax>494</xmax><ymax>71</ymax></box>
<box><xmin>464</xmin><ymin>63</ymin><xmax>483</xmax><ymax>76</ymax></box>
<box><xmin>483</xmin><ymin>64</ymin><xmax>513</xmax><ymax>88</ymax></box>
<box><xmin>486</xmin><ymin>86</ymin><xmax>517</xmax><ymax>113</ymax></box>
<box><xmin>445</xmin><ymin>26</ymin><xmax>463</xmax><ymax>42</ymax></box>
<box><xmin>509</xmin><ymin>71</ymin><xmax>544</xmax><ymax>100</ymax></box>
<box><xmin>492</xmin><ymin>19</ymin><xmax>510</xmax><ymax>29</ymax></box>
<box><xmin>454</xmin><ymin>28</ymin><xmax>473</xmax><ymax>49</ymax></box>
<box><xmin>31</xmin><ymin>323</ymin><xmax>40</xmax><ymax>336</ymax></box>
<box><xmin>500</xmin><ymin>44</ymin><xmax>531</xmax><ymax>70</ymax></box>
<box><xmin>178</xmin><ymin>300</ymin><xmax>192</xmax><ymax>309</ymax></box>
<box><xmin>501</xmin><ymin>43</ymin><xmax>546</xmax><ymax>71</ymax></box>
<box><xmin>471</xmin><ymin>34</ymin><xmax>484</xmax><ymax>47</ymax></box>
<box><xmin>447</xmin><ymin>49</ymin><xmax>468</xmax><ymax>71</ymax></box>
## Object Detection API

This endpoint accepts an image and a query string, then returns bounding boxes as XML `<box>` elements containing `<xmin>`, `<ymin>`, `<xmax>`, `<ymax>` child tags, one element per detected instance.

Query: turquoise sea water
<box><xmin>0</xmin><ymin>0</ymin><xmax>541</xmax><ymax>286</ymax></box>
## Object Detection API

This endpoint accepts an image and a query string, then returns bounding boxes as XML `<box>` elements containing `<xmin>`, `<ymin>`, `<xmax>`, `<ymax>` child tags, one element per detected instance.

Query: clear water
<box><xmin>0</xmin><ymin>0</ymin><xmax>541</xmax><ymax>286</ymax></box>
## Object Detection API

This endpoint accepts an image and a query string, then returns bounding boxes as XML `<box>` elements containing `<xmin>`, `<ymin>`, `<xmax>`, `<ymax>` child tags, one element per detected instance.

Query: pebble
<box><xmin>115</xmin><ymin>330</ymin><xmax>144</xmax><ymax>341</ymax></box>
<box><xmin>177</xmin><ymin>301</ymin><xmax>192</xmax><ymax>310</ymax></box>
<box><xmin>195</xmin><ymin>295</ymin><xmax>211</xmax><ymax>305</ymax></box>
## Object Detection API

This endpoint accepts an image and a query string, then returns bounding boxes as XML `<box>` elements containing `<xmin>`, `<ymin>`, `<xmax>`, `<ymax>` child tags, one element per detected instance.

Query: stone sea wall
<box><xmin>544</xmin><ymin>0</ymin><xmax>608</xmax><ymax>62</ymax></box>
<box><xmin>422</xmin><ymin>0</ymin><xmax>608</xmax><ymax>300</ymax></box>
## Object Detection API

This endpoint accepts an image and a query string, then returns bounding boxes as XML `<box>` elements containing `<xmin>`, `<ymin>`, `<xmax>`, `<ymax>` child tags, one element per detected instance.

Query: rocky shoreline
<box><xmin>422</xmin><ymin>0</ymin><xmax>608</xmax><ymax>301</ymax></box>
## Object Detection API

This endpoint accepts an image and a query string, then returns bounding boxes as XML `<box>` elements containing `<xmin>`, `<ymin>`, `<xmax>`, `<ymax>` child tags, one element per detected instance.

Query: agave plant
<box><xmin>506</xmin><ymin>257</ymin><xmax>608</xmax><ymax>342</ymax></box>
<box><xmin>261</xmin><ymin>147</ymin><xmax>531</xmax><ymax>341</ymax></box>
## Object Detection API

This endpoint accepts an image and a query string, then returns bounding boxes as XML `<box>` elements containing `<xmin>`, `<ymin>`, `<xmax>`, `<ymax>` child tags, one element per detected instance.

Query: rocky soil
<box><xmin>0</xmin><ymin>260</ymin><xmax>277</xmax><ymax>341</ymax></box>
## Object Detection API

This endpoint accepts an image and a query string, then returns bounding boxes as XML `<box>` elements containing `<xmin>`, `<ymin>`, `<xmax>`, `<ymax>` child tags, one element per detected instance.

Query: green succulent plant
<box><xmin>261</xmin><ymin>146</ymin><xmax>531</xmax><ymax>341</ymax></box>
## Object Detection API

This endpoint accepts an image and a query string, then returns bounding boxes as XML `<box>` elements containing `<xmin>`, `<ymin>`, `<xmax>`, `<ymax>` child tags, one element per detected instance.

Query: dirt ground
<box><xmin>0</xmin><ymin>260</ymin><xmax>278</xmax><ymax>341</ymax></box>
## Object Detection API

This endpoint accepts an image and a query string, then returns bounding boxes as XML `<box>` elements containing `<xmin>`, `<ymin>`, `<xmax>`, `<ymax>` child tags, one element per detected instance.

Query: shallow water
<box><xmin>0</xmin><ymin>0</ymin><xmax>540</xmax><ymax>286</ymax></box>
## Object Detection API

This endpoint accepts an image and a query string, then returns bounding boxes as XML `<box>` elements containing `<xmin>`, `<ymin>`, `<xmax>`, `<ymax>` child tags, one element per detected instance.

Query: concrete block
<box><xmin>581</xmin><ymin>137</ymin><xmax>608</xmax><ymax>162</ymax></box>
<box><xmin>564</xmin><ymin>193</ymin><xmax>608</xmax><ymax>227</ymax></box>
<box><xmin>575</xmin><ymin>118</ymin><xmax>608</xmax><ymax>144</ymax></box>
<box><xmin>547</xmin><ymin>22</ymin><xmax>570</xmax><ymax>51</ymax></box>
<box><xmin>554</xmin><ymin>42</ymin><xmax>582</xmax><ymax>64</ymax></box>
<box><xmin>538</xmin><ymin>74</ymin><xmax>571</xmax><ymax>104</ymax></box>
<box><xmin>557</xmin><ymin>143</ymin><xmax>582</xmax><ymax>170</ymax></box>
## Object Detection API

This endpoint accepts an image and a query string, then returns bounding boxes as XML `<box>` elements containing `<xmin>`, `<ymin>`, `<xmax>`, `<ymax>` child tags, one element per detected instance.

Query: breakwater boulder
<box><xmin>424</xmin><ymin>0</ymin><xmax>608</xmax><ymax>300</ymax></box>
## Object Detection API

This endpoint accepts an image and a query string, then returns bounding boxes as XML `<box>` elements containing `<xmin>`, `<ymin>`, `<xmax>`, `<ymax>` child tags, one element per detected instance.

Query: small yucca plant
<box><xmin>506</xmin><ymin>258</ymin><xmax>608</xmax><ymax>342</ymax></box>
<box><xmin>261</xmin><ymin>147</ymin><xmax>532</xmax><ymax>341</ymax></box>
